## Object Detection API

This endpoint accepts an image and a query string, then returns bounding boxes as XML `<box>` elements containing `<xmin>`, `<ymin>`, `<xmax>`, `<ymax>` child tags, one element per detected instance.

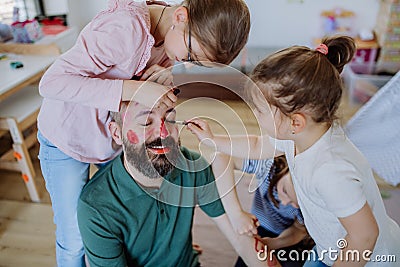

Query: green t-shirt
<box><xmin>78</xmin><ymin>147</ymin><xmax>225</xmax><ymax>267</ymax></box>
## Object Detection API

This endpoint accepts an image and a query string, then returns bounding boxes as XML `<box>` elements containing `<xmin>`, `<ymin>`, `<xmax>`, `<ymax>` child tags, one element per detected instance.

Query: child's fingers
<box><xmin>146</xmin><ymin>73</ymin><xmax>163</xmax><ymax>83</ymax></box>
<box><xmin>141</xmin><ymin>65</ymin><xmax>173</xmax><ymax>86</ymax></box>
<box><xmin>238</xmin><ymin>223</ymin><xmax>257</xmax><ymax>236</ymax></box>
<box><xmin>164</xmin><ymin>76</ymin><xmax>174</xmax><ymax>86</ymax></box>
<box><xmin>140</xmin><ymin>69</ymin><xmax>155</xmax><ymax>81</ymax></box>
<box><xmin>165</xmin><ymin>90</ymin><xmax>178</xmax><ymax>103</ymax></box>
<box><xmin>247</xmin><ymin>224</ymin><xmax>258</xmax><ymax>236</ymax></box>
<box><xmin>250</xmin><ymin>225</ymin><xmax>258</xmax><ymax>235</ymax></box>
<box><xmin>187</xmin><ymin>118</ymin><xmax>207</xmax><ymax>129</ymax></box>
<box><xmin>140</xmin><ymin>65</ymin><xmax>161</xmax><ymax>80</ymax></box>
<box><xmin>244</xmin><ymin>224</ymin><xmax>257</xmax><ymax>236</ymax></box>
<box><xmin>186</xmin><ymin>119</ymin><xmax>203</xmax><ymax>130</ymax></box>
<box><xmin>254</xmin><ymin>236</ymin><xmax>265</xmax><ymax>253</ymax></box>
<box><xmin>252</xmin><ymin>217</ymin><xmax>260</xmax><ymax>227</ymax></box>
<box><xmin>154</xmin><ymin>73</ymin><xmax>173</xmax><ymax>86</ymax></box>
<box><xmin>156</xmin><ymin>91</ymin><xmax>177</xmax><ymax>109</ymax></box>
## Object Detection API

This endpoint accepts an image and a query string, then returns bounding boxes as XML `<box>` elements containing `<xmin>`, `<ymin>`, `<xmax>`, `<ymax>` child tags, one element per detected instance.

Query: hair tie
<box><xmin>315</xmin><ymin>44</ymin><xmax>328</xmax><ymax>55</ymax></box>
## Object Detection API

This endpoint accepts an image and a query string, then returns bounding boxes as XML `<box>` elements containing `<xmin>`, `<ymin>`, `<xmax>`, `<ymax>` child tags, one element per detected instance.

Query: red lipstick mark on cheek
<box><xmin>127</xmin><ymin>130</ymin><xmax>139</xmax><ymax>144</ymax></box>
<box><xmin>160</xmin><ymin>119</ymin><xmax>169</xmax><ymax>138</ymax></box>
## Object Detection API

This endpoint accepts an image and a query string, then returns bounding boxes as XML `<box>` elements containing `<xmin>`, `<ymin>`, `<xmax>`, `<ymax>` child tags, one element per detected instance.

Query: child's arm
<box><xmin>212</xmin><ymin>153</ymin><xmax>258</xmax><ymax>235</ymax></box>
<box><xmin>122</xmin><ymin>80</ymin><xmax>177</xmax><ymax>109</ymax></box>
<box><xmin>260</xmin><ymin>220</ymin><xmax>308</xmax><ymax>250</ymax></box>
<box><xmin>212</xmin><ymin>214</ymin><xmax>277</xmax><ymax>267</ymax></box>
<box><xmin>139</xmin><ymin>64</ymin><xmax>173</xmax><ymax>86</ymax></box>
<box><xmin>333</xmin><ymin>203</ymin><xmax>379</xmax><ymax>267</ymax></box>
<box><xmin>314</xmin><ymin>162</ymin><xmax>379</xmax><ymax>266</ymax></box>
<box><xmin>187</xmin><ymin>118</ymin><xmax>279</xmax><ymax>159</ymax></box>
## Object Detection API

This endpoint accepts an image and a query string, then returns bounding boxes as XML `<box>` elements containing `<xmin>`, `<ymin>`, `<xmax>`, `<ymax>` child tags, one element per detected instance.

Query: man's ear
<box><xmin>172</xmin><ymin>6</ymin><xmax>189</xmax><ymax>25</ymax></box>
<box><xmin>109</xmin><ymin>121</ymin><xmax>123</xmax><ymax>146</ymax></box>
<box><xmin>291</xmin><ymin>113</ymin><xmax>306</xmax><ymax>134</ymax></box>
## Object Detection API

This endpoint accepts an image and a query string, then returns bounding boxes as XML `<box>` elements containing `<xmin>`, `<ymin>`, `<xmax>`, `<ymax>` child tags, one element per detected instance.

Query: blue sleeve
<box><xmin>295</xmin><ymin>209</ymin><xmax>305</xmax><ymax>225</ymax></box>
<box><xmin>242</xmin><ymin>159</ymin><xmax>274</xmax><ymax>180</ymax></box>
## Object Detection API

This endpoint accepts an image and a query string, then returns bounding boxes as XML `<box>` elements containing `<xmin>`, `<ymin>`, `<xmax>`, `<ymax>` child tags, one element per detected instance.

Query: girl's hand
<box><xmin>255</xmin><ymin>236</ymin><xmax>272</xmax><ymax>249</ymax></box>
<box><xmin>254</xmin><ymin>236</ymin><xmax>281</xmax><ymax>267</ymax></box>
<box><xmin>230</xmin><ymin>210</ymin><xmax>259</xmax><ymax>236</ymax></box>
<box><xmin>123</xmin><ymin>80</ymin><xmax>177</xmax><ymax>109</ymax></box>
<box><xmin>186</xmin><ymin>118</ymin><xmax>214</xmax><ymax>143</ymax></box>
<box><xmin>140</xmin><ymin>64</ymin><xmax>173</xmax><ymax>86</ymax></box>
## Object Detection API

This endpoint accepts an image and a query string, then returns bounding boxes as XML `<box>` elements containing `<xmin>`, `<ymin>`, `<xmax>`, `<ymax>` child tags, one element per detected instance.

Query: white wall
<box><xmin>43</xmin><ymin>0</ymin><xmax>69</xmax><ymax>15</ymax></box>
<box><xmin>245</xmin><ymin>0</ymin><xmax>380</xmax><ymax>47</ymax></box>
<box><xmin>66</xmin><ymin>0</ymin><xmax>380</xmax><ymax>47</ymax></box>
<box><xmin>67</xmin><ymin>0</ymin><xmax>107</xmax><ymax>30</ymax></box>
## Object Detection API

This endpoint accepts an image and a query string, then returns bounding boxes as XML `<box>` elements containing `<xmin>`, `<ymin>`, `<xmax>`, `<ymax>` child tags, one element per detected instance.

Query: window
<box><xmin>0</xmin><ymin>0</ymin><xmax>39</xmax><ymax>24</ymax></box>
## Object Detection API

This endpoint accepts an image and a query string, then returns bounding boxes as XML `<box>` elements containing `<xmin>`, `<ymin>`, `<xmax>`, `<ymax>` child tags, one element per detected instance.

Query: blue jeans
<box><xmin>303</xmin><ymin>246</ymin><xmax>329</xmax><ymax>267</ymax></box>
<box><xmin>38</xmin><ymin>131</ymin><xmax>90</xmax><ymax>267</ymax></box>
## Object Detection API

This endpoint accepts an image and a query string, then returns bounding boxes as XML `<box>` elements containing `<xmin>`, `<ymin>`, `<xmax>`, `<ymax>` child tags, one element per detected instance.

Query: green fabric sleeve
<box><xmin>196</xmin><ymin>165</ymin><xmax>225</xmax><ymax>218</ymax></box>
<box><xmin>77</xmin><ymin>200</ymin><xmax>127</xmax><ymax>267</ymax></box>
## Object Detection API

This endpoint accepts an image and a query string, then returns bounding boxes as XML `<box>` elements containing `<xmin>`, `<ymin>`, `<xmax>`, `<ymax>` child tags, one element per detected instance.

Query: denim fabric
<box><xmin>303</xmin><ymin>247</ymin><xmax>329</xmax><ymax>267</ymax></box>
<box><xmin>37</xmin><ymin>131</ymin><xmax>89</xmax><ymax>267</ymax></box>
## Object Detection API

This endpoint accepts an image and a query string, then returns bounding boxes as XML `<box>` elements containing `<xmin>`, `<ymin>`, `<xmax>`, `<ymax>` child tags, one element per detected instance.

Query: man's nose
<box><xmin>159</xmin><ymin>119</ymin><xmax>169</xmax><ymax>139</ymax></box>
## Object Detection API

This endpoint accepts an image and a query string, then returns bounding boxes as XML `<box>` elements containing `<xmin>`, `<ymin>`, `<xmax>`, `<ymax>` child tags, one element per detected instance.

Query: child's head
<box><xmin>185</xmin><ymin>0</ymin><xmax>250</xmax><ymax>65</ymax></box>
<box><xmin>165</xmin><ymin>0</ymin><xmax>250</xmax><ymax>66</ymax></box>
<box><xmin>268</xmin><ymin>155</ymin><xmax>298</xmax><ymax>208</ymax></box>
<box><xmin>248</xmin><ymin>36</ymin><xmax>356</xmax><ymax>138</ymax></box>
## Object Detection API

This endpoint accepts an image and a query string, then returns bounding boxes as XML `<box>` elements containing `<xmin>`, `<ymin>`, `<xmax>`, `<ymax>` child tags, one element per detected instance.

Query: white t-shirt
<box><xmin>271</xmin><ymin>125</ymin><xmax>400</xmax><ymax>266</ymax></box>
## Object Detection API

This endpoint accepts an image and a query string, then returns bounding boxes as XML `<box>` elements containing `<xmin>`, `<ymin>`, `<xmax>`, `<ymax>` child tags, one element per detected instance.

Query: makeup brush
<box><xmin>166</xmin><ymin>120</ymin><xmax>188</xmax><ymax>125</ymax></box>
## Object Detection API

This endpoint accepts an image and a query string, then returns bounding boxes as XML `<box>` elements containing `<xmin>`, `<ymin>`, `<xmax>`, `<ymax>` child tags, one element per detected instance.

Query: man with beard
<box><xmin>77</xmin><ymin>98</ymin><xmax>267</xmax><ymax>267</ymax></box>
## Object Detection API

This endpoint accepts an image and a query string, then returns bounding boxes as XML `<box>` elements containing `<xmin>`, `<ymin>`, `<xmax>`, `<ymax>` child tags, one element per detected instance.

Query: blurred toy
<box><xmin>321</xmin><ymin>8</ymin><xmax>355</xmax><ymax>36</ymax></box>
<box><xmin>11</xmin><ymin>19</ymin><xmax>43</xmax><ymax>43</ymax></box>
<box><xmin>13</xmin><ymin>7</ymin><xmax>20</xmax><ymax>23</ymax></box>
<box><xmin>359</xmin><ymin>29</ymin><xmax>374</xmax><ymax>41</ymax></box>
<box><xmin>10</xmin><ymin>61</ymin><xmax>24</xmax><ymax>69</ymax></box>
<box><xmin>0</xmin><ymin>23</ymin><xmax>13</xmax><ymax>42</ymax></box>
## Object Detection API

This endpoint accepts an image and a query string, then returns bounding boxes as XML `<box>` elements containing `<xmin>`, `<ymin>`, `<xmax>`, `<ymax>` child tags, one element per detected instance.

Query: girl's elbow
<box><xmin>363</xmin><ymin>223</ymin><xmax>379</xmax><ymax>250</ymax></box>
<box><xmin>38</xmin><ymin>73</ymin><xmax>53</xmax><ymax>97</ymax></box>
<box><xmin>38</xmin><ymin>74</ymin><xmax>59</xmax><ymax>98</ymax></box>
<box><xmin>369</xmin><ymin>224</ymin><xmax>379</xmax><ymax>247</ymax></box>
<box><xmin>38</xmin><ymin>79</ymin><xmax>48</xmax><ymax>97</ymax></box>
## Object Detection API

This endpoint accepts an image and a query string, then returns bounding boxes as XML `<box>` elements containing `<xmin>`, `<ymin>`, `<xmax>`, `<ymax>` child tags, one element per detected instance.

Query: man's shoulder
<box><xmin>79</xmin><ymin>156</ymin><xmax>120</xmax><ymax>203</ymax></box>
<box><xmin>179</xmin><ymin>147</ymin><xmax>211</xmax><ymax>173</ymax></box>
<box><xmin>179</xmin><ymin>146</ymin><xmax>201</xmax><ymax>160</ymax></box>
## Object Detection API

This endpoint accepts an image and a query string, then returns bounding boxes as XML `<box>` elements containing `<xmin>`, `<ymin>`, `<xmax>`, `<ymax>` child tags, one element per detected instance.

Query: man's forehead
<box><xmin>126</xmin><ymin>101</ymin><xmax>175</xmax><ymax>117</ymax></box>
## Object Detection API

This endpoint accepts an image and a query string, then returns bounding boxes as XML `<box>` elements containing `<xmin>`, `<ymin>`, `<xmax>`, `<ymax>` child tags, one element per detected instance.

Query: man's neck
<box><xmin>123</xmin><ymin>156</ymin><xmax>163</xmax><ymax>189</ymax></box>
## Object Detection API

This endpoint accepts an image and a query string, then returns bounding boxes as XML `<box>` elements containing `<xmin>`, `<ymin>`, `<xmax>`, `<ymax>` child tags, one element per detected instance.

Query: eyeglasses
<box><xmin>182</xmin><ymin>24</ymin><xmax>208</xmax><ymax>67</ymax></box>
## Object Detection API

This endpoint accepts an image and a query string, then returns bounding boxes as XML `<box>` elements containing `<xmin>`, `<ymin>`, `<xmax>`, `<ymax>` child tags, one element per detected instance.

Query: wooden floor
<box><xmin>0</xmin><ymin>200</ymin><xmax>55</xmax><ymax>267</ymax></box>
<box><xmin>0</xmin><ymin>97</ymin><xmax>399</xmax><ymax>267</ymax></box>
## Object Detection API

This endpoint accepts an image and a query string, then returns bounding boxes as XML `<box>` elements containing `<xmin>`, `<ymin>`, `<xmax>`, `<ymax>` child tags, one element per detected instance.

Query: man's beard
<box><xmin>123</xmin><ymin>136</ymin><xmax>180</xmax><ymax>178</ymax></box>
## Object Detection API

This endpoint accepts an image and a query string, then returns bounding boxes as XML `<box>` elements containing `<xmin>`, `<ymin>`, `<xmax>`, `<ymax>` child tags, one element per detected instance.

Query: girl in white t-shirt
<box><xmin>187</xmin><ymin>35</ymin><xmax>400</xmax><ymax>266</ymax></box>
